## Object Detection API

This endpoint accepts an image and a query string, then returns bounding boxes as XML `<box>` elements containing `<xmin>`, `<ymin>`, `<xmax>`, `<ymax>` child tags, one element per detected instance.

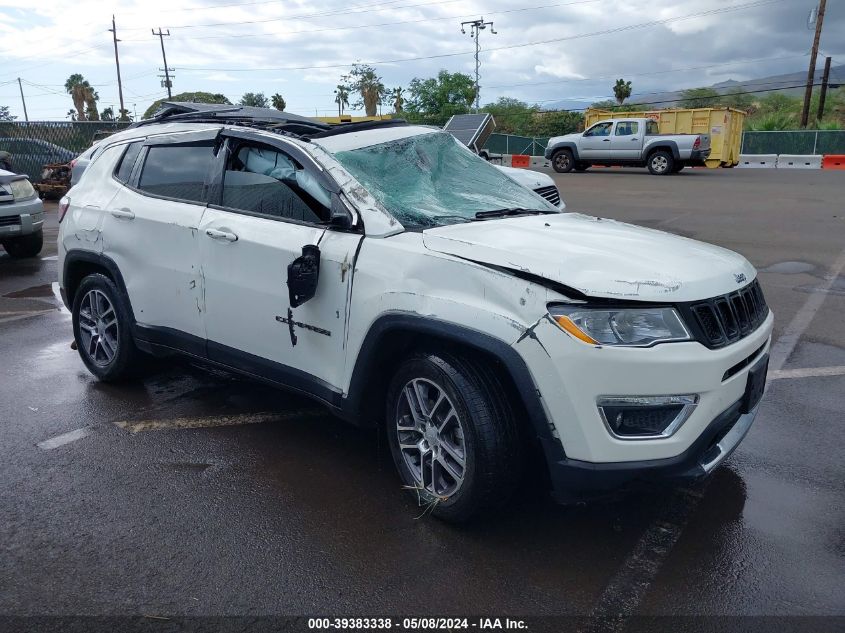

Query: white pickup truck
<box><xmin>545</xmin><ymin>118</ymin><xmax>711</xmax><ymax>175</ymax></box>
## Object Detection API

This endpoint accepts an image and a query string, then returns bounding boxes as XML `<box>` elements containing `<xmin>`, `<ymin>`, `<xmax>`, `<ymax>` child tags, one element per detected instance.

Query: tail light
<box><xmin>58</xmin><ymin>196</ymin><xmax>70</xmax><ymax>223</ymax></box>
<box><xmin>693</xmin><ymin>137</ymin><xmax>701</xmax><ymax>150</ymax></box>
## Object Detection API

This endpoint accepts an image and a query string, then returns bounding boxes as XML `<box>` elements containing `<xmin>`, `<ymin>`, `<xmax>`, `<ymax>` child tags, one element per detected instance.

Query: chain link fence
<box><xmin>741</xmin><ymin>130</ymin><xmax>845</xmax><ymax>155</ymax></box>
<box><xmin>0</xmin><ymin>121</ymin><xmax>131</xmax><ymax>182</ymax></box>
<box><xmin>484</xmin><ymin>134</ymin><xmax>550</xmax><ymax>156</ymax></box>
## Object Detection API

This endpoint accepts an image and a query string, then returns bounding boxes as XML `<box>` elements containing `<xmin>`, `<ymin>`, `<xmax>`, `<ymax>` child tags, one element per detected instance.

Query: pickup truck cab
<box><xmin>546</xmin><ymin>118</ymin><xmax>711</xmax><ymax>175</ymax></box>
<box><xmin>58</xmin><ymin>109</ymin><xmax>771</xmax><ymax>522</ymax></box>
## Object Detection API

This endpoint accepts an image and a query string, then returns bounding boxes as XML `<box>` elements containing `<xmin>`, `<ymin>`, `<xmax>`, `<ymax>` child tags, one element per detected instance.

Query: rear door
<box><xmin>198</xmin><ymin>132</ymin><xmax>363</xmax><ymax>395</ymax></box>
<box><xmin>610</xmin><ymin>120</ymin><xmax>642</xmax><ymax>160</ymax></box>
<box><xmin>579</xmin><ymin>121</ymin><xmax>614</xmax><ymax>159</ymax></box>
<box><xmin>100</xmin><ymin>132</ymin><xmax>214</xmax><ymax>347</ymax></box>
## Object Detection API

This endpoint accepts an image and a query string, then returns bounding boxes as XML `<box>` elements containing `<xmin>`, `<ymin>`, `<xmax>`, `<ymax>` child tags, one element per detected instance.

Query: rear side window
<box><xmin>646</xmin><ymin>120</ymin><xmax>660</xmax><ymax>135</ymax></box>
<box><xmin>114</xmin><ymin>141</ymin><xmax>143</xmax><ymax>184</ymax></box>
<box><xmin>615</xmin><ymin>121</ymin><xmax>639</xmax><ymax>136</ymax></box>
<box><xmin>137</xmin><ymin>144</ymin><xmax>215</xmax><ymax>203</ymax></box>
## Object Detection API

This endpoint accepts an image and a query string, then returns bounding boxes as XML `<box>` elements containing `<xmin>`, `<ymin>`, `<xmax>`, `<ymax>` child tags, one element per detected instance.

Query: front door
<box><xmin>580</xmin><ymin>121</ymin><xmax>614</xmax><ymax>160</ymax></box>
<box><xmin>199</xmin><ymin>135</ymin><xmax>363</xmax><ymax>396</ymax></box>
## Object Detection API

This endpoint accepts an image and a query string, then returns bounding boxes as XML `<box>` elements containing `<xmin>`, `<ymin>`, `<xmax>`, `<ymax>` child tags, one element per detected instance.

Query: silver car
<box><xmin>0</xmin><ymin>169</ymin><xmax>44</xmax><ymax>258</ymax></box>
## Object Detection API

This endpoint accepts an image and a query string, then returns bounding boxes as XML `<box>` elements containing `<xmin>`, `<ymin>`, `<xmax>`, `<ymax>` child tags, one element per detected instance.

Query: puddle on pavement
<box><xmin>759</xmin><ymin>261</ymin><xmax>816</xmax><ymax>275</ymax></box>
<box><xmin>796</xmin><ymin>276</ymin><xmax>845</xmax><ymax>296</ymax></box>
<box><xmin>3</xmin><ymin>283</ymin><xmax>55</xmax><ymax>298</ymax></box>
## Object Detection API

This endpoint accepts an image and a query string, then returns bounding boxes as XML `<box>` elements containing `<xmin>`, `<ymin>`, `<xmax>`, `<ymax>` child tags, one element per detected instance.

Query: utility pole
<box><xmin>816</xmin><ymin>56</ymin><xmax>832</xmax><ymax>121</ymax></box>
<box><xmin>800</xmin><ymin>0</ymin><xmax>826</xmax><ymax>128</ymax></box>
<box><xmin>460</xmin><ymin>17</ymin><xmax>497</xmax><ymax>112</ymax></box>
<box><xmin>17</xmin><ymin>78</ymin><xmax>28</xmax><ymax>122</ymax></box>
<box><xmin>152</xmin><ymin>27</ymin><xmax>174</xmax><ymax>99</ymax></box>
<box><xmin>109</xmin><ymin>16</ymin><xmax>127</xmax><ymax>120</ymax></box>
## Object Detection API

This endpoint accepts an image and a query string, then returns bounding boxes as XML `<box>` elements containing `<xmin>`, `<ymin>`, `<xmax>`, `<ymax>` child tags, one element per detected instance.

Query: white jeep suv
<box><xmin>58</xmin><ymin>112</ymin><xmax>773</xmax><ymax>521</ymax></box>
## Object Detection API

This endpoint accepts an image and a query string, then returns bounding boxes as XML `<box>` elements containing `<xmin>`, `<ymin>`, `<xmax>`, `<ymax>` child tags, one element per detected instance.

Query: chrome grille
<box><xmin>534</xmin><ymin>185</ymin><xmax>560</xmax><ymax>206</ymax></box>
<box><xmin>687</xmin><ymin>280</ymin><xmax>768</xmax><ymax>348</ymax></box>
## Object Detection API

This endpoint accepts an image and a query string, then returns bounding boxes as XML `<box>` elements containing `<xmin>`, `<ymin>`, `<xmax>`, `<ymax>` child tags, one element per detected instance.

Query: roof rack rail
<box><xmin>307</xmin><ymin>118</ymin><xmax>408</xmax><ymax>139</ymax></box>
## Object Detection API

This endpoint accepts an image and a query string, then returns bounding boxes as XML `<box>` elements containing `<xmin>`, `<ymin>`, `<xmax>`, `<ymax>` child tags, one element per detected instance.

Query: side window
<box><xmin>80</xmin><ymin>144</ymin><xmax>126</xmax><ymax>184</ymax></box>
<box><xmin>221</xmin><ymin>143</ymin><xmax>331</xmax><ymax>223</ymax></box>
<box><xmin>615</xmin><ymin>122</ymin><xmax>639</xmax><ymax>136</ymax></box>
<box><xmin>114</xmin><ymin>141</ymin><xmax>143</xmax><ymax>184</ymax></box>
<box><xmin>646</xmin><ymin>121</ymin><xmax>660</xmax><ymax>135</ymax></box>
<box><xmin>137</xmin><ymin>144</ymin><xmax>215</xmax><ymax>203</ymax></box>
<box><xmin>584</xmin><ymin>122</ymin><xmax>612</xmax><ymax>137</ymax></box>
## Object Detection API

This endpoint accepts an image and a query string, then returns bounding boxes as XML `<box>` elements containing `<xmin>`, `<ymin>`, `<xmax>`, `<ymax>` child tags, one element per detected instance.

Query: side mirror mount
<box><xmin>329</xmin><ymin>193</ymin><xmax>354</xmax><ymax>230</ymax></box>
<box><xmin>287</xmin><ymin>244</ymin><xmax>320</xmax><ymax>308</ymax></box>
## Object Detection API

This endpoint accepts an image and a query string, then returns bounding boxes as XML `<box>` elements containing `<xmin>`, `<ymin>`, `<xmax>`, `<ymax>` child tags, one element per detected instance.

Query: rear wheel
<box><xmin>2</xmin><ymin>229</ymin><xmax>43</xmax><ymax>258</ymax></box>
<box><xmin>72</xmin><ymin>273</ymin><xmax>142</xmax><ymax>382</ymax></box>
<box><xmin>672</xmin><ymin>163</ymin><xmax>685</xmax><ymax>173</ymax></box>
<box><xmin>574</xmin><ymin>162</ymin><xmax>591</xmax><ymax>172</ymax></box>
<box><xmin>386</xmin><ymin>351</ymin><xmax>522</xmax><ymax>522</ymax></box>
<box><xmin>647</xmin><ymin>150</ymin><xmax>675</xmax><ymax>175</ymax></box>
<box><xmin>552</xmin><ymin>149</ymin><xmax>574</xmax><ymax>173</ymax></box>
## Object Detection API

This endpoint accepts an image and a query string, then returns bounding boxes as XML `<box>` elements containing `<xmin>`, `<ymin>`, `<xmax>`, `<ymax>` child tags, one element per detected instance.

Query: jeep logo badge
<box><xmin>734</xmin><ymin>273</ymin><xmax>747</xmax><ymax>284</ymax></box>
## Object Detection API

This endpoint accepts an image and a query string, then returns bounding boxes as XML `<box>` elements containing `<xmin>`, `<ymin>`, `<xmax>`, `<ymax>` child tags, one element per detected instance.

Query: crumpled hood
<box><xmin>422</xmin><ymin>213</ymin><xmax>756</xmax><ymax>302</ymax></box>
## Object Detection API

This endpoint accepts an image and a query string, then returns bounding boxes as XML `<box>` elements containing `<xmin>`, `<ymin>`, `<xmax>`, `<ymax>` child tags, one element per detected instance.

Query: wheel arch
<box><xmin>548</xmin><ymin>142</ymin><xmax>580</xmax><ymax>162</ymax></box>
<box><xmin>646</xmin><ymin>142</ymin><xmax>680</xmax><ymax>161</ymax></box>
<box><xmin>342</xmin><ymin>313</ymin><xmax>563</xmax><ymax>459</ymax></box>
<box><xmin>63</xmin><ymin>250</ymin><xmax>134</xmax><ymax>321</ymax></box>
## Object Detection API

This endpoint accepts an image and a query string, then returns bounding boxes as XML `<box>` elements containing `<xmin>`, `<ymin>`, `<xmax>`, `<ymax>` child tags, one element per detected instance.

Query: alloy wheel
<box><xmin>396</xmin><ymin>378</ymin><xmax>467</xmax><ymax>498</ymax></box>
<box><xmin>78</xmin><ymin>289</ymin><xmax>119</xmax><ymax>367</ymax></box>
<box><xmin>651</xmin><ymin>155</ymin><xmax>669</xmax><ymax>173</ymax></box>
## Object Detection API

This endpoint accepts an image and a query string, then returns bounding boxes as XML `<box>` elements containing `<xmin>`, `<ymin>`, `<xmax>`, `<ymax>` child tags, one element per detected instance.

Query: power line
<box><xmin>152</xmin><ymin>28</ymin><xmax>174</xmax><ymax>99</ymax></box>
<box><xmin>176</xmin><ymin>0</ymin><xmax>788</xmax><ymax>73</ymax></box>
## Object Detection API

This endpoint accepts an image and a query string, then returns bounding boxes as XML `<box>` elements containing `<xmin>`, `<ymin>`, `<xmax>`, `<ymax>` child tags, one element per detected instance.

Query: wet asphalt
<box><xmin>0</xmin><ymin>169</ymin><xmax>843</xmax><ymax>629</ymax></box>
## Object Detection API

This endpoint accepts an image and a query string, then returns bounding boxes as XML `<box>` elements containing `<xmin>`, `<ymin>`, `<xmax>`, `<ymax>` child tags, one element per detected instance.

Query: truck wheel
<box><xmin>647</xmin><ymin>150</ymin><xmax>675</xmax><ymax>175</ymax></box>
<box><xmin>672</xmin><ymin>164</ymin><xmax>685</xmax><ymax>173</ymax></box>
<box><xmin>386</xmin><ymin>351</ymin><xmax>522</xmax><ymax>522</ymax></box>
<box><xmin>574</xmin><ymin>162</ymin><xmax>591</xmax><ymax>172</ymax></box>
<box><xmin>72</xmin><ymin>273</ymin><xmax>142</xmax><ymax>382</ymax></box>
<box><xmin>552</xmin><ymin>149</ymin><xmax>574</xmax><ymax>173</ymax></box>
<box><xmin>2</xmin><ymin>229</ymin><xmax>43</xmax><ymax>258</ymax></box>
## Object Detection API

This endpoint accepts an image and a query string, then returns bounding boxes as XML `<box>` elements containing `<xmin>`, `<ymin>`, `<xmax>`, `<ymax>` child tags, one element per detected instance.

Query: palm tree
<box><xmin>391</xmin><ymin>87</ymin><xmax>404</xmax><ymax>114</ymax></box>
<box><xmin>334</xmin><ymin>85</ymin><xmax>350</xmax><ymax>117</ymax></box>
<box><xmin>341</xmin><ymin>64</ymin><xmax>385</xmax><ymax>117</ymax></box>
<box><xmin>84</xmin><ymin>86</ymin><xmax>100</xmax><ymax>121</ymax></box>
<box><xmin>613</xmin><ymin>78</ymin><xmax>632</xmax><ymax>106</ymax></box>
<box><xmin>271</xmin><ymin>93</ymin><xmax>286</xmax><ymax>111</ymax></box>
<box><xmin>64</xmin><ymin>74</ymin><xmax>88</xmax><ymax>121</ymax></box>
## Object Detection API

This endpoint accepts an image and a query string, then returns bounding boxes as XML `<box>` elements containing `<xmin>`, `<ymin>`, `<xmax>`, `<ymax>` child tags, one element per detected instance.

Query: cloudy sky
<box><xmin>1</xmin><ymin>0</ymin><xmax>843</xmax><ymax>120</ymax></box>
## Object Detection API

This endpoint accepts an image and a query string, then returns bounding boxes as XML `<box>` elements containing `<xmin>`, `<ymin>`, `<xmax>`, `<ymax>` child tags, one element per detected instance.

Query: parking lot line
<box><xmin>768</xmin><ymin>366</ymin><xmax>845</xmax><ymax>381</ymax></box>
<box><xmin>768</xmin><ymin>246</ymin><xmax>845</xmax><ymax>372</ymax></box>
<box><xmin>37</xmin><ymin>427</ymin><xmax>90</xmax><ymax>450</ymax></box>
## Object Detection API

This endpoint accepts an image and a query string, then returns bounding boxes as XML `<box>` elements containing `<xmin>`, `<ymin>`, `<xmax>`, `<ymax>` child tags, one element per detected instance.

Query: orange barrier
<box><xmin>510</xmin><ymin>154</ymin><xmax>530</xmax><ymax>168</ymax></box>
<box><xmin>822</xmin><ymin>155</ymin><xmax>845</xmax><ymax>170</ymax></box>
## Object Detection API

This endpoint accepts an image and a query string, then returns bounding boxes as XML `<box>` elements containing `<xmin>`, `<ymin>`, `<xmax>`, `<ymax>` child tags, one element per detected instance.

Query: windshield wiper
<box><xmin>475</xmin><ymin>208</ymin><xmax>551</xmax><ymax>220</ymax></box>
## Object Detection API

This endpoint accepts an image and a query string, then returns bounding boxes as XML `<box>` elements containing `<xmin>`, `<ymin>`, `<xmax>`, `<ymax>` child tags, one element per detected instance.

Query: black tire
<box><xmin>672</xmin><ymin>163</ymin><xmax>685</xmax><ymax>173</ymax></box>
<box><xmin>72</xmin><ymin>273</ymin><xmax>142</xmax><ymax>382</ymax></box>
<box><xmin>3</xmin><ymin>229</ymin><xmax>43</xmax><ymax>258</ymax></box>
<box><xmin>551</xmin><ymin>149</ymin><xmax>574</xmax><ymax>173</ymax></box>
<box><xmin>386</xmin><ymin>351</ymin><xmax>522</xmax><ymax>523</ymax></box>
<box><xmin>647</xmin><ymin>150</ymin><xmax>675</xmax><ymax>175</ymax></box>
<box><xmin>574</xmin><ymin>162</ymin><xmax>591</xmax><ymax>172</ymax></box>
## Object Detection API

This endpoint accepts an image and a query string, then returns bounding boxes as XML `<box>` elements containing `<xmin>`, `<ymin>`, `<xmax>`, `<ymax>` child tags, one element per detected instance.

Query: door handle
<box><xmin>110</xmin><ymin>208</ymin><xmax>134</xmax><ymax>219</ymax></box>
<box><xmin>206</xmin><ymin>228</ymin><xmax>238</xmax><ymax>242</ymax></box>
<box><xmin>602</xmin><ymin>138</ymin><xmax>611</xmax><ymax>142</ymax></box>
<box><xmin>631</xmin><ymin>137</ymin><xmax>639</xmax><ymax>141</ymax></box>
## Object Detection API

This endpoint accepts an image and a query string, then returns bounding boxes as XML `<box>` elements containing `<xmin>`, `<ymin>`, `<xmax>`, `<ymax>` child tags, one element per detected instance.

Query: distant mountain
<box><xmin>540</xmin><ymin>64</ymin><xmax>844</xmax><ymax>111</ymax></box>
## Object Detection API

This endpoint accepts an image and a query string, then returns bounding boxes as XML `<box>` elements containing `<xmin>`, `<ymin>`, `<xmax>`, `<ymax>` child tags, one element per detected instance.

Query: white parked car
<box><xmin>58</xmin><ymin>113</ymin><xmax>772</xmax><ymax>521</ymax></box>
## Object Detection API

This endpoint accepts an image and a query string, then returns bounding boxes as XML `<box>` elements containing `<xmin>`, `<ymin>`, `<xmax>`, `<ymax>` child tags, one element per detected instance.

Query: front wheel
<box><xmin>3</xmin><ymin>229</ymin><xmax>43</xmax><ymax>258</ymax></box>
<box><xmin>386</xmin><ymin>352</ymin><xmax>522</xmax><ymax>522</ymax></box>
<box><xmin>552</xmin><ymin>149</ymin><xmax>574</xmax><ymax>173</ymax></box>
<box><xmin>647</xmin><ymin>150</ymin><xmax>675</xmax><ymax>175</ymax></box>
<box><xmin>72</xmin><ymin>273</ymin><xmax>142</xmax><ymax>382</ymax></box>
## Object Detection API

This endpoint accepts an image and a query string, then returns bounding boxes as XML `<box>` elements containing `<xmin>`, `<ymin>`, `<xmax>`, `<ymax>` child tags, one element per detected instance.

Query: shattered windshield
<box><xmin>332</xmin><ymin>131</ymin><xmax>557</xmax><ymax>229</ymax></box>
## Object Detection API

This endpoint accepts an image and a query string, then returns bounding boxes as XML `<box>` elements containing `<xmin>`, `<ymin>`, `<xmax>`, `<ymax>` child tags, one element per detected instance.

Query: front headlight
<box><xmin>10</xmin><ymin>178</ymin><xmax>36</xmax><ymax>201</ymax></box>
<box><xmin>549</xmin><ymin>304</ymin><xmax>691</xmax><ymax>347</ymax></box>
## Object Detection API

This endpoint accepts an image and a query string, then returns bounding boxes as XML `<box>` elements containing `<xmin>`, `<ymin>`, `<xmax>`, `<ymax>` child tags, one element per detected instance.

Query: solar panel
<box><xmin>443</xmin><ymin>114</ymin><xmax>496</xmax><ymax>152</ymax></box>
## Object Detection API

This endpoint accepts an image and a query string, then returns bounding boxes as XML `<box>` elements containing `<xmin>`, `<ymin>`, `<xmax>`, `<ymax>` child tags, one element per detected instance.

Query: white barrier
<box><xmin>498</xmin><ymin>154</ymin><xmax>513</xmax><ymax>167</ymax></box>
<box><xmin>776</xmin><ymin>154</ymin><xmax>823</xmax><ymax>169</ymax></box>
<box><xmin>530</xmin><ymin>156</ymin><xmax>550</xmax><ymax>169</ymax></box>
<box><xmin>738</xmin><ymin>154</ymin><xmax>778</xmax><ymax>168</ymax></box>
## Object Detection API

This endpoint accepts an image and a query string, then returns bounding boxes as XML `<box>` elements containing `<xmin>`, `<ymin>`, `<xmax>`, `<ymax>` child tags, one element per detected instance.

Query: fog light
<box><xmin>597</xmin><ymin>395</ymin><xmax>698</xmax><ymax>439</ymax></box>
